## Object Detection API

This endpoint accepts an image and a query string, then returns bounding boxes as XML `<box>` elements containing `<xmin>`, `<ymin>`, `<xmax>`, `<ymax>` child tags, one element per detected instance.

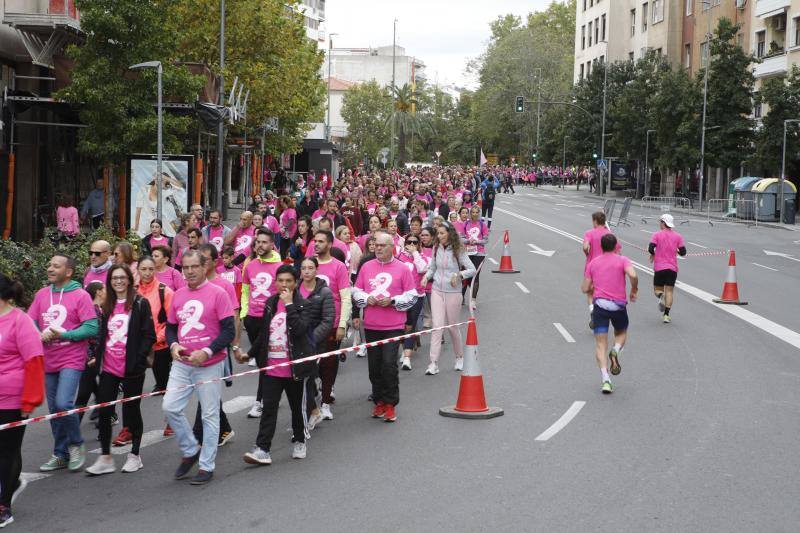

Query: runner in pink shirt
<box><xmin>582</xmin><ymin>233</ymin><xmax>638</xmax><ymax>395</ymax></box>
<box><xmin>649</xmin><ymin>214</ymin><xmax>687</xmax><ymax>323</ymax></box>
<box><xmin>582</xmin><ymin>211</ymin><xmax>620</xmax><ymax>329</ymax></box>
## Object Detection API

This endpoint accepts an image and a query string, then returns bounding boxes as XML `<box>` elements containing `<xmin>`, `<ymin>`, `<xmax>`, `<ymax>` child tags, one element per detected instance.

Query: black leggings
<box><xmin>76</xmin><ymin>361</ymin><xmax>117</xmax><ymax>422</ymax></box>
<box><xmin>469</xmin><ymin>255</ymin><xmax>484</xmax><ymax>298</ymax></box>
<box><xmin>0</xmin><ymin>409</ymin><xmax>25</xmax><ymax>508</ymax></box>
<box><xmin>481</xmin><ymin>202</ymin><xmax>494</xmax><ymax>228</ymax></box>
<box><xmin>151</xmin><ymin>348</ymin><xmax>171</xmax><ymax>392</ymax></box>
<box><xmin>96</xmin><ymin>372</ymin><xmax>145</xmax><ymax>455</ymax></box>
<box><xmin>256</xmin><ymin>375</ymin><xmax>306</xmax><ymax>451</ymax></box>
<box><xmin>403</xmin><ymin>298</ymin><xmax>424</xmax><ymax>350</ymax></box>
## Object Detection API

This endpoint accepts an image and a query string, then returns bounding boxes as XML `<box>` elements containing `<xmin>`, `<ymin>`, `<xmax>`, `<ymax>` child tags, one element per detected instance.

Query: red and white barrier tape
<box><xmin>617</xmin><ymin>237</ymin><xmax>728</xmax><ymax>258</ymax></box>
<box><xmin>0</xmin><ymin>319</ymin><xmax>473</xmax><ymax>432</ymax></box>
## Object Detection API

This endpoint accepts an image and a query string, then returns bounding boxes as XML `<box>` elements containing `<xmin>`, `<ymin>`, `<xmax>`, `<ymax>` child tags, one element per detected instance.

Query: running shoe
<box><xmin>292</xmin><ymin>442</ymin><xmax>307</xmax><ymax>459</ymax></box>
<box><xmin>247</xmin><ymin>357</ymin><xmax>256</xmax><ymax>367</ymax></box>
<box><xmin>10</xmin><ymin>477</ymin><xmax>27</xmax><ymax>506</ymax></box>
<box><xmin>383</xmin><ymin>405</ymin><xmax>397</xmax><ymax>422</ymax></box>
<box><xmin>247</xmin><ymin>400</ymin><xmax>263</xmax><ymax>418</ymax></box>
<box><xmin>371</xmin><ymin>402</ymin><xmax>386</xmax><ymax>418</ymax></box>
<box><xmin>218</xmin><ymin>430</ymin><xmax>235</xmax><ymax>447</ymax></box>
<box><xmin>425</xmin><ymin>362</ymin><xmax>439</xmax><ymax>375</ymax></box>
<box><xmin>663</xmin><ymin>314</ymin><xmax>671</xmax><ymax>324</ymax></box>
<box><xmin>243</xmin><ymin>447</ymin><xmax>272</xmax><ymax>465</ymax></box>
<box><xmin>85</xmin><ymin>455</ymin><xmax>115</xmax><ymax>476</ymax></box>
<box><xmin>163</xmin><ymin>424</ymin><xmax>174</xmax><ymax>437</ymax></box>
<box><xmin>190</xmin><ymin>470</ymin><xmax>213</xmax><ymax>485</ymax></box>
<box><xmin>658</xmin><ymin>293</ymin><xmax>666</xmax><ymax>313</ymax></box>
<box><xmin>608</xmin><ymin>348</ymin><xmax>621</xmax><ymax>376</ymax></box>
<box><xmin>174</xmin><ymin>451</ymin><xmax>200</xmax><ymax>479</ymax></box>
<box><xmin>454</xmin><ymin>358</ymin><xmax>464</xmax><ymax>371</ymax></box>
<box><xmin>307</xmin><ymin>411</ymin><xmax>323</xmax><ymax>431</ymax></box>
<box><xmin>112</xmin><ymin>427</ymin><xmax>132</xmax><ymax>447</ymax></box>
<box><xmin>39</xmin><ymin>455</ymin><xmax>67</xmax><ymax>472</ymax></box>
<box><xmin>0</xmin><ymin>505</ymin><xmax>13</xmax><ymax>529</ymax></box>
<box><xmin>356</xmin><ymin>346</ymin><xmax>367</xmax><ymax>357</ymax></box>
<box><xmin>68</xmin><ymin>444</ymin><xmax>86</xmax><ymax>471</ymax></box>
<box><xmin>121</xmin><ymin>453</ymin><xmax>143</xmax><ymax>473</ymax></box>
<box><xmin>320</xmin><ymin>403</ymin><xmax>333</xmax><ymax>420</ymax></box>
<box><xmin>110</xmin><ymin>413</ymin><xmax>119</xmax><ymax>426</ymax></box>
<box><xmin>400</xmin><ymin>356</ymin><xmax>412</xmax><ymax>371</ymax></box>
<box><xmin>601</xmin><ymin>381</ymin><xmax>614</xmax><ymax>394</ymax></box>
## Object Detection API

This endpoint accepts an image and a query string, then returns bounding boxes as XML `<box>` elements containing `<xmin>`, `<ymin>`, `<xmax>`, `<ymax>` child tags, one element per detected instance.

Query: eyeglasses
<box><xmin>89</xmin><ymin>251</ymin><xmax>106</xmax><ymax>256</ymax></box>
<box><xmin>110</xmin><ymin>276</ymin><xmax>128</xmax><ymax>282</ymax></box>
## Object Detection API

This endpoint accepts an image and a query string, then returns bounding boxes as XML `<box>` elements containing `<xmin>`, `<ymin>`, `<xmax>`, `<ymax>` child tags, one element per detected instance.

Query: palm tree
<box><xmin>386</xmin><ymin>83</ymin><xmax>433</xmax><ymax>166</ymax></box>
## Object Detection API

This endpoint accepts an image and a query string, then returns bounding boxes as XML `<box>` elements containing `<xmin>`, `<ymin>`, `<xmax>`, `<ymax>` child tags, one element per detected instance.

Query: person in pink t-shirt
<box><xmin>83</xmin><ymin>240</ymin><xmax>113</xmax><ymax>288</ymax></box>
<box><xmin>582</xmin><ymin>233</ymin><xmax>638</xmax><ymax>395</ymax></box>
<box><xmin>582</xmin><ymin>211</ymin><xmax>620</xmax><ymax>329</ymax></box>
<box><xmin>56</xmin><ymin>196</ymin><xmax>80</xmax><ymax>237</ymax></box>
<box><xmin>151</xmin><ymin>246</ymin><xmax>185</xmax><ymax>291</ymax></box>
<box><xmin>162</xmin><ymin>250</ymin><xmax>235</xmax><ymax>484</ymax></box>
<box><xmin>649</xmin><ymin>214</ymin><xmax>687</xmax><ymax>323</ymax></box>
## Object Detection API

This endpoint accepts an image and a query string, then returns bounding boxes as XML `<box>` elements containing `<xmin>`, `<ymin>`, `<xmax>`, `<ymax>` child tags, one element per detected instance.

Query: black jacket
<box><xmin>96</xmin><ymin>295</ymin><xmax>156</xmax><ymax>377</ymax></box>
<box><xmin>254</xmin><ymin>280</ymin><xmax>334</xmax><ymax>380</ymax></box>
<box><xmin>141</xmin><ymin>234</ymin><xmax>173</xmax><ymax>256</ymax></box>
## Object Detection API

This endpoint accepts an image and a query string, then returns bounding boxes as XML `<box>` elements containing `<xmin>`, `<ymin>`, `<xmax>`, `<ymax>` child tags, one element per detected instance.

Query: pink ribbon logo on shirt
<box><xmin>468</xmin><ymin>227</ymin><xmax>481</xmax><ymax>241</ymax></box>
<box><xmin>210</xmin><ymin>237</ymin><xmax>224</xmax><ymax>251</ymax></box>
<box><xmin>178</xmin><ymin>300</ymin><xmax>206</xmax><ymax>337</ymax></box>
<box><xmin>251</xmin><ymin>272</ymin><xmax>273</xmax><ymax>299</ymax></box>
<box><xmin>235</xmin><ymin>234</ymin><xmax>252</xmax><ymax>254</ymax></box>
<box><xmin>268</xmin><ymin>312</ymin><xmax>287</xmax><ymax>352</ymax></box>
<box><xmin>369</xmin><ymin>273</ymin><xmax>393</xmax><ymax>298</ymax></box>
<box><xmin>43</xmin><ymin>304</ymin><xmax>68</xmax><ymax>332</ymax></box>
<box><xmin>108</xmin><ymin>313</ymin><xmax>130</xmax><ymax>346</ymax></box>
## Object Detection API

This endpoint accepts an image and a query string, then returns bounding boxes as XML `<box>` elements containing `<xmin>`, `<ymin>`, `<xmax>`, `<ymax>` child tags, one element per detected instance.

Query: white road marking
<box><xmin>764</xmin><ymin>250</ymin><xmax>800</xmax><ymax>262</ymax></box>
<box><xmin>640</xmin><ymin>229</ymin><xmax>655</xmax><ymax>234</ymax></box>
<box><xmin>501</xmin><ymin>201</ymin><xmax>513</xmax><ymax>205</ymax></box>
<box><xmin>496</xmin><ymin>207</ymin><xmax>800</xmax><ymax>351</ymax></box>
<box><xmin>552</xmin><ymin>207</ymin><xmax>561</xmax><ymax>211</ymax></box>
<box><xmin>752</xmin><ymin>263</ymin><xmax>779</xmax><ymax>272</ymax></box>
<box><xmin>515</xmin><ymin>282</ymin><xmax>530</xmax><ymax>294</ymax></box>
<box><xmin>488</xmin><ymin>258</ymin><xmax>499</xmax><ymax>265</ymax></box>
<box><xmin>535</xmin><ymin>401</ymin><xmax>586</xmax><ymax>441</ymax></box>
<box><xmin>689</xmin><ymin>242</ymin><xmax>708</xmax><ymax>249</ymax></box>
<box><xmin>223</xmin><ymin>395</ymin><xmax>257</xmax><ymax>413</ymax></box>
<box><xmin>20</xmin><ymin>472</ymin><xmax>52</xmax><ymax>483</ymax></box>
<box><xmin>553</xmin><ymin>323</ymin><xmax>576</xmax><ymax>343</ymax></box>
<box><xmin>528</xmin><ymin>243</ymin><xmax>555</xmax><ymax>257</ymax></box>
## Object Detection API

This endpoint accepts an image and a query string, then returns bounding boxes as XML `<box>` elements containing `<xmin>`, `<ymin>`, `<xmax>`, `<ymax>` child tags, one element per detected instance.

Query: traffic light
<box><xmin>532</xmin><ymin>152</ymin><xmax>538</xmax><ymax>160</ymax></box>
<box><xmin>592</xmin><ymin>152</ymin><xmax>598</xmax><ymax>159</ymax></box>
<box><xmin>515</xmin><ymin>96</ymin><xmax>524</xmax><ymax>113</ymax></box>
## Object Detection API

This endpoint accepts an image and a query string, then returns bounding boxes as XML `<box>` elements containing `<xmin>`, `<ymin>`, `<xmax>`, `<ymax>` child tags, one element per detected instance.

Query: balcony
<box><xmin>755</xmin><ymin>0</ymin><xmax>791</xmax><ymax>18</ymax></box>
<box><xmin>754</xmin><ymin>51</ymin><xmax>788</xmax><ymax>78</ymax></box>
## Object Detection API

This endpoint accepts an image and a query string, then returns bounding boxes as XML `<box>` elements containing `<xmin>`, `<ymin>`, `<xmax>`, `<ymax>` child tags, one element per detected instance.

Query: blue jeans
<box><xmin>45</xmin><ymin>368</ymin><xmax>84</xmax><ymax>459</ymax></box>
<box><xmin>162</xmin><ymin>361</ymin><xmax>223</xmax><ymax>472</ymax></box>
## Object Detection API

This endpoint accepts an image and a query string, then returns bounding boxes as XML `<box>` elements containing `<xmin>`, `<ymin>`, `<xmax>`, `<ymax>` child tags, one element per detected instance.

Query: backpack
<box><xmin>484</xmin><ymin>184</ymin><xmax>496</xmax><ymax>202</ymax></box>
<box><xmin>157</xmin><ymin>283</ymin><xmax>167</xmax><ymax>324</ymax></box>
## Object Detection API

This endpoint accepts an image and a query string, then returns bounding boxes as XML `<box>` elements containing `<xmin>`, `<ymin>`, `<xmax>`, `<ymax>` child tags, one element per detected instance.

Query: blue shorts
<box><xmin>592</xmin><ymin>306</ymin><xmax>629</xmax><ymax>335</ymax></box>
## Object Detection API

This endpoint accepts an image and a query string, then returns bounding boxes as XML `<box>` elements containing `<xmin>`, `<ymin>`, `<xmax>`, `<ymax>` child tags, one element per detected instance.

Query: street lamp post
<box><xmin>217</xmin><ymin>0</ymin><xmax>226</xmax><ymax>217</ymax></box>
<box><xmin>326</xmin><ymin>33</ymin><xmax>338</xmax><ymax>142</ymax></box>
<box><xmin>390</xmin><ymin>18</ymin><xmax>397</xmax><ymax>168</ymax></box>
<box><xmin>598</xmin><ymin>41</ymin><xmax>609</xmax><ymax>196</ymax></box>
<box><xmin>129</xmin><ymin>60</ymin><xmax>163</xmax><ymax>221</ymax></box>
<box><xmin>781</xmin><ymin>119</ymin><xmax>800</xmax><ymax>225</ymax></box>
<box><xmin>645</xmin><ymin>129</ymin><xmax>655</xmax><ymax>198</ymax></box>
<box><xmin>699</xmin><ymin>0</ymin><xmax>715</xmax><ymax>211</ymax></box>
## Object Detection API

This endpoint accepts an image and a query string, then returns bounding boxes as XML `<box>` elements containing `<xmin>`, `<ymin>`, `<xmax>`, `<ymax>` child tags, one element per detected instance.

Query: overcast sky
<box><xmin>326</xmin><ymin>0</ymin><xmax>555</xmax><ymax>89</ymax></box>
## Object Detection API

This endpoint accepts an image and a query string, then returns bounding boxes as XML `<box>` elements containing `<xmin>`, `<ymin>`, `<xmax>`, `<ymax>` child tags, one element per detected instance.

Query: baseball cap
<box><xmin>660</xmin><ymin>213</ymin><xmax>675</xmax><ymax>228</ymax></box>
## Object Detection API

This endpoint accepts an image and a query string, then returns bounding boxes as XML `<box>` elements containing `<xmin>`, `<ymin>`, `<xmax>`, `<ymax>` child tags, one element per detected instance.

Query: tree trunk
<box><xmin>398</xmin><ymin>125</ymin><xmax>407</xmax><ymax>166</ymax></box>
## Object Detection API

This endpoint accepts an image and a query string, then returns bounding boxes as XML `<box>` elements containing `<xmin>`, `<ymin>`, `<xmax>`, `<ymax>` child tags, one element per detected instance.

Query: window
<box><xmin>600</xmin><ymin>55</ymin><xmax>605</xmax><ymax>63</ymax></box>
<box><xmin>601</xmin><ymin>14</ymin><xmax>606</xmax><ymax>41</ymax></box>
<box><xmin>588</xmin><ymin>21</ymin><xmax>593</xmax><ymax>46</ymax></box>
<box><xmin>631</xmin><ymin>9</ymin><xmax>636</xmax><ymax>36</ymax></box>
<box><xmin>686</xmin><ymin>0</ymin><xmax>692</xmax><ymax>17</ymax></box>
<box><xmin>795</xmin><ymin>16</ymin><xmax>800</xmax><ymax>46</ymax></box>
<box><xmin>738</xmin><ymin>33</ymin><xmax>744</xmax><ymax>48</ymax></box>
<box><xmin>583</xmin><ymin>0</ymin><xmax>587</xmax><ymax>11</ymax></box>
<box><xmin>754</xmin><ymin>98</ymin><xmax>762</xmax><ymax>119</ymax></box>
<box><xmin>642</xmin><ymin>3</ymin><xmax>648</xmax><ymax>32</ymax></box>
<box><xmin>629</xmin><ymin>51</ymin><xmax>635</xmax><ymax>61</ymax></box>
<box><xmin>756</xmin><ymin>30</ymin><xmax>766</xmax><ymax>58</ymax></box>
<box><xmin>684</xmin><ymin>43</ymin><xmax>692</xmax><ymax>68</ymax></box>
<box><xmin>587</xmin><ymin>61</ymin><xmax>592</xmax><ymax>75</ymax></box>
<box><xmin>653</xmin><ymin>0</ymin><xmax>664</xmax><ymax>23</ymax></box>
<box><xmin>580</xmin><ymin>64</ymin><xmax>585</xmax><ymax>80</ymax></box>
<box><xmin>595</xmin><ymin>17</ymin><xmax>599</xmax><ymax>43</ymax></box>
<box><xmin>581</xmin><ymin>25</ymin><xmax>586</xmax><ymax>49</ymax></box>
<box><xmin>700</xmin><ymin>41</ymin><xmax>709</xmax><ymax>67</ymax></box>
<box><xmin>656</xmin><ymin>47</ymin><xmax>662</xmax><ymax>56</ymax></box>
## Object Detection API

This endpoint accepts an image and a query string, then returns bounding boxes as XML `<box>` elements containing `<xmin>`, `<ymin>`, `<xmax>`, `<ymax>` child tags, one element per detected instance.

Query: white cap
<box><xmin>660</xmin><ymin>213</ymin><xmax>675</xmax><ymax>228</ymax></box>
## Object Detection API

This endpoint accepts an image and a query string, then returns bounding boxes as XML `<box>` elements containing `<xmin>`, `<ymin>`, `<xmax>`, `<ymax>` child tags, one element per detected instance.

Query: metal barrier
<box><xmin>603</xmin><ymin>199</ymin><xmax>616</xmax><ymax>228</ymax></box>
<box><xmin>610</xmin><ymin>197</ymin><xmax>633</xmax><ymax>227</ymax></box>
<box><xmin>641</xmin><ymin>196</ymin><xmax>691</xmax><ymax>225</ymax></box>
<box><xmin>706</xmin><ymin>198</ymin><xmax>758</xmax><ymax>227</ymax></box>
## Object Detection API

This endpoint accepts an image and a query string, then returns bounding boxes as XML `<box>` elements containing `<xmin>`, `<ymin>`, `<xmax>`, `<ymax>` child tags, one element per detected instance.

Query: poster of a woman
<box><xmin>128</xmin><ymin>156</ymin><xmax>193</xmax><ymax>237</ymax></box>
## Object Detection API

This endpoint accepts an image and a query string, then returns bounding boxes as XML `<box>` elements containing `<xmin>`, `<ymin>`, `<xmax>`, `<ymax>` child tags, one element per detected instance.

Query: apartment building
<box><xmin>750</xmin><ymin>0</ymin><xmax>799</xmax><ymax>119</ymax></box>
<box><xmin>573</xmin><ymin>0</ymin><xmax>682</xmax><ymax>82</ymax></box>
<box><xmin>682</xmin><ymin>0</ymin><xmax>751</xmax><ymax>76</ymax></box>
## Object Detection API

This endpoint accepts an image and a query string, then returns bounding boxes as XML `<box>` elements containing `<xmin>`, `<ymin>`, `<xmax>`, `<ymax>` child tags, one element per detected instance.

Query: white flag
<box><xmin>480</xmin><ymin>148</ymin><xmax>487</xmax><ymax>167</ymax></box>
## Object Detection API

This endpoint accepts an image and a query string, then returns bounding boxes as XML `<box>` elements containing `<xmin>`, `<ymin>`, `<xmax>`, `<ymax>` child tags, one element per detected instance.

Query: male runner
<box><xmin>649</xmin><ymin>214</ymin><xmax>686</xmax><ymax>324</ymax></box>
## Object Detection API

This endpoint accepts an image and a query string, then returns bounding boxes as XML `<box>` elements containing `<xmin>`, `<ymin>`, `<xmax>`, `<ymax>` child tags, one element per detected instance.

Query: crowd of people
<box><xmin>0</xmin><ymin>165</ymin><xmax>512</xmax><ymax>528</ymax></box>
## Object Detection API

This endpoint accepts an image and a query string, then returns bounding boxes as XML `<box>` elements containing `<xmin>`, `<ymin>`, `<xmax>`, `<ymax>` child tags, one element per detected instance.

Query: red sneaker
<box><xmin>163</xmin><ymin>424</ymin><xmax>174</xmax><ymax>437</ymax></box>
<box><xmin>112</xmin><ymin>427</ymin><xmax>132</xmax><ymax>446</ymax></box>
<box><xmin>371</xmin><ymin>402</ymin><xmax>386</xmax><ymax>418</ymax></box>
<box><xmin>383</xmin><ymin>405</ymin><xmax>396</xmax><ymax>422</ymax></box>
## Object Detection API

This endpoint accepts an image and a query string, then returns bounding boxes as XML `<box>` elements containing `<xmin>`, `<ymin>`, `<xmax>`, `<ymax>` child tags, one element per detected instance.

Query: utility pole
<box><xmin>536</xmin><ymin>68</ymin><xmax>542</xmax><ymax>158</ymax></box>
<box><xmin>599</xmin><ymin>55</ymin><xmax>608</xmax><ymax>196</ymax></box>
<box><xmin>699</xmin><ymin>1</ymin><xmax>713</xmax><ymax>210</ymax></box>
<box><xmin>390</xmin><ymin>18</ymin><xmax>397</xmax><ymax>168</ymax></box>
<box><xmin>327</xmin><ymin>33</ymin><xmax>338</xmax><ymax>141</ymax></box>
<box><xmin>216</xmin><ymin>0</ymin><xmax>226</xmax><ymax>217</ymax></box>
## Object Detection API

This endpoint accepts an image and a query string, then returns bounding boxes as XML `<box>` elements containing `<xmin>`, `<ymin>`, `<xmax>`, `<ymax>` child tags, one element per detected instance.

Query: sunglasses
<box><xmin>89</xmin><ymin>251</ymin><xmax>106</xmax><ymax>256</ymax></box>
<box><xmin>406</xmin><ymin>240</ymin><xmax>419</xmax><ymax>245</ymax></box>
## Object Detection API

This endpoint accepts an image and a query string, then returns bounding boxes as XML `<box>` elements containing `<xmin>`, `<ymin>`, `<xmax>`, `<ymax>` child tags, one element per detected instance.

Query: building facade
<box><xmin>329</xmin><ymin>45</ymin><xmax>426</xmax><ymax>89</ymax></box>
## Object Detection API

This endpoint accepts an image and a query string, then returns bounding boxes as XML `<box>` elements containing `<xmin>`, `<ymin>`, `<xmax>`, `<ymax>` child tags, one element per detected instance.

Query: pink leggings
<box><xmin>429</xmin><ymin>290</ymin><xmax>464</xmax><ymax>363</ymax></box>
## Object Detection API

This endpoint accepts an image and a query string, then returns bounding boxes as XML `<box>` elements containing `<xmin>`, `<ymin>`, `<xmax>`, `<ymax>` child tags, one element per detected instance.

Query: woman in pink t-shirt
<box><xmin>56</xmin><ymin>195</ymin><xmax>80</xmax><ymax>237</ymax></box>
<box><xmin>85</xmin><ymin>264</ymin><xmax>155</xmax><ymax>476</ymax></box>
<box><xmin>0</xmin><ymin>275</ymin><xmax>44</xmax><ymax>527</ymax></box>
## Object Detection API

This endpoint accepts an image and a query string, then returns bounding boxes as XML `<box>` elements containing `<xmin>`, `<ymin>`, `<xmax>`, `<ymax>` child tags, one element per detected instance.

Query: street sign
<box><xmin>597</xmin><ymin>159</ymin><xmax>608</xmax><ymax>170</ymax></box>
<box><xmin>435</xmin><ymin>151</ymin><xmax>441</xmax><ymax>158</ymax></box>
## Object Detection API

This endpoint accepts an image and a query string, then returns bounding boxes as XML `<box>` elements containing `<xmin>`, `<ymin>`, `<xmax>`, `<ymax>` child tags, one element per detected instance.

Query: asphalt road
<box><xmin>12</xmin><ymin>187</ymin><xmax>800</xmax><ymax>532</ymax></box>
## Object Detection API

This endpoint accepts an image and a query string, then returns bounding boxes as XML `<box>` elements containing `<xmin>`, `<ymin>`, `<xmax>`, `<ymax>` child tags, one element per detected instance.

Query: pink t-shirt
<box><xmin>463</xmin><ymin>220</ymin><xmax>489</xmax><ymax>254</ymax></box>
<box><xmin>397</xmin><ymin>250</ymin><xmax>430</xmax><ymax>296</ymax></box>
<box><xmin>280</xmin><ymin>208</ymin><xmax>297</xmax><ymax>239</ymax></box>
<box><xmin>354</xmin><ymin>258</ymin><xmax>416</xmax><ymax>331</ymax></box>
<box><xmin>103</xmin><ymin>300</ymin><xmax>130</xmax><ymax>378</ymax></box>
<box><xmin>316</xmin><ymin>258</ymin><xmax>349</xmax><ymax>329</ymax></box>
<box><xmin>206</xmin><ymin>225</ymin><xmax>226</xmax><ymax>252</ymax></box>
<box><xmin>234</xmin><ymin>226</ymin><xmax>256</xmax><ymax>257</ymax></box>
<box><xmin>243</xmin><ymin>259</ymin><xmax>282</xmax><ymax>318</ymax></box>
<box><xmin>263</xmin><ymin>215</ymin><xmax>280</xmax><ymax>236</ymax></box>
<box><xmin>83</xmin><ymin>268</ymin><xmax>109</xmax><ymax>288</ymax></box>
<box><xmin>357</xmin><ymin>233</ymin><xmax>373</xmax><ymax>252</ymax></box>
<box><xmin>453</xmin><ymin>221</ymin><xmax>465</xmax><ymax>235</ymax></box>
<box><xmin>0</xmin><ymin>308</ymin><xmax>44</xmax><ymax>409</ymax></box>
<box><xmin>28</xmin><ymin>285</ymin><xmax>97</xmax><ymax>373</ymax></box>
<box><xmin>583</xmin><ymin>226</ymin><xmax>620</xmax><ymax>276</ymax></box>
<box><xmin>149</xmin><ymin>235</ymin><xmax>170</xmax><ymax>249</ymax></box>
<box><xmin>209</xmin><ymin>276</ymin><xmax>239</xmax><ymax>310</ymax></box>
<box><xmin>650</xmin><ymin>229</ymin><xmax>685</xmax><ymax>272</ymax></box>
<box><xmin>216</xmin><ymin>264</ymin><xmax>242</xmax><ymax>286</ymax></box>
<box><xmin>305</xmin><ymin>238</ymin><xmax>350</xmax><ymax>262</ymax></box>
<box><xmin>587</xmin><ymin>253</ymin><xmax>632</xmax><ymax>304</ymax></box>
<box><xmin>168</xmin><ymin>281</ymin><xmax>234</xmax><ymax>367</ymax></box>
<box><xmin>156</xmin><ymin>266</ymin><xmax>185</xmax><ymax>291</ymax></box>
<box><xmin>266</xmin><ymin>300</ymin><xmax>291</xmax><ymax>378</ymax></box>
<box><xmin>57</xmin><ymin>206</ymin><xmax>80</xmax><ymax>236</ymax></box>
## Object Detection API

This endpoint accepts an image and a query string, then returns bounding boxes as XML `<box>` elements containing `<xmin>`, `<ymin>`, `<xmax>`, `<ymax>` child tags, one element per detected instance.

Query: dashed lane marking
<box><xmin>488</xmin><ymin>258</ymin><xmax>499</xmax><ymax>265</ymax></box>
<box><xmin>19</xmin><ymin>472</ymin><xmax>52</xmax><ymax>483</ymax></box>
<box><xmin>515</xmin><ymin>282</ymin><xmax>530</xmax><ymax>294</ymax></box>
<box><xmin>752</xmin><ymin>263</ymin><xmax>779</xmax><ymax>272</ymax></box>
<box><xmin>535</xmin><ymin>401</ymin><xmax>586</xmax><ymax>441</ymax></box>
<box><xmin>689</xmin><ymin>242</ymin><xmax>708</xmax><ymax>249</ymax></box>
<box><xmin>553</xmin><ymin>323</ymin><xmax>576</xmax><ymax>343</ymax></box>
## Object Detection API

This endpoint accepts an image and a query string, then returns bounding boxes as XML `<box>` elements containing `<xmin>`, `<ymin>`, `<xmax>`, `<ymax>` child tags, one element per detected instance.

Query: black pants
<box><xmin>151</xmin><ymin>348</ymin><xmax>171</xmax><ymax>392</ymax></box>
<box><xmin>91</xmin><ymin>214</ymin><xmax>104</xmax><ymax>229</ymax></box>
<box><xmin>0</xmin><ymin>409</ymin><xmax>25</xmax><ymax>508</ymax></box>
<box><xmin>256</xmin><ymin>374</ymin><xmax>306</xmax><ymax>451</ymax></box>
<box><xmin>403</xmin><ymin>298</ymin><xmax>424</xmax><ymax>350</ymax></box>
<box><xmin>365</xmin><ymin>329</ymin><xmax>403</xmax><ymax>406</ymax></box>
<box><xmin>193</xmin><ymin>401</ymin><xmax>231</xmax><ymax>442</ymax></box>
<box><xmin>469</xmin><ymin>255</ymin><xmax>484</xmax><ymax>298</ymax></box>
<box><xmin>76</xmin><ymin>362</ymin><xmax>117</xmax><ymax>423</ymax></box>
<box><xmin>481</xmin><ymin>202</ymin><xmax>495</xmax><ymax>228</ymax></box>
<box><xmin>96</xmin><ymin>372</ymin><xmax>145</xmax><ymax>455</ymax></box>
<box><xmin>318</xmin><ymin>334</ymin><xmax>339</xmax><ymax>404</ymax></box>
<box><xmin>243</xmin><ymin>315</ymin><xmax>265</xmax><ymax>401</ymax></box>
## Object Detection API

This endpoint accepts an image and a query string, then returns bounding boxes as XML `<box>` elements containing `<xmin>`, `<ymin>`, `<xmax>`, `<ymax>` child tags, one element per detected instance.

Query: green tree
<box><xmin>751</xmin><ymin>66</ymin><xmax>800</xmax><ymax>179</ymax></box>
<box><xmin>57</xmin><ymin>0</ymin><xmax>204</xmax><ymax>163</ymax></box>
<box><xmin>340</xmin><ymin>81</ymin><xmax>390</xmax><ymax>166</ymax></box>
<box><xmin>387</xmin><ymin>84</ymin><xmax>433</xmax><ymax>166</ymax></box>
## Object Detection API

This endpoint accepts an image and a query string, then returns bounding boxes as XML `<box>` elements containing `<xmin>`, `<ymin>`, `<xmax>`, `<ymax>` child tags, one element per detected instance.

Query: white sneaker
<box><xmin>356</xmin><ymin>347</ymin><xmax>367</xmax><ymax>357</ymax></box>
<box><xmin>425</xmin><ymin>362</ymin><xmax>439</xmax><ymax>375</ymax></box>
<box><xmin>248</xmin><ymin>357</ymin><xmax>256</xmax><ymax>367</ymax></box>
<box><xmin>400</xmin><ymin>356</ymin><xmax>412</xmax><ymax>371</ymax></box>
<box><xmin>121</xmin><ymin>453</ymin><xmax>143</xmax><ymax>473</ymax></box>
<box><xmin>247</xmin><ymin>400</ymin><xmax>263</xmax><ymax>418</ymax></box>
<box><xmin>320</xmin><ymin>403</ymin><xmax>333</xmax><ymax>420</ymax></box>
<box><xmin>85</xmin><ymin>456</ymin><xmax>115</xmax><ymax>476</ymax></box>
<box><xmin>292</xmin><ymin>442</ymin><xmax>307</xmax><ymax>459</ymax></box>
<box><xmin>307</xmin><ymin>411</ymin><xmax>323</xmax><ymax>431</ymax></box>
<box><xmin>454</xmin><ymin>358</ymin><xmax>464</xmax><ymax>371</ymax></box>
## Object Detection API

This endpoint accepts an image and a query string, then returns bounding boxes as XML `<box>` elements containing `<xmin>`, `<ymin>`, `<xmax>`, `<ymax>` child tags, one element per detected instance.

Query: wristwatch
<box><xmin>231</xmin><ymin>345</ymin><xmax>240</xmax><ymax>352</ymax></box>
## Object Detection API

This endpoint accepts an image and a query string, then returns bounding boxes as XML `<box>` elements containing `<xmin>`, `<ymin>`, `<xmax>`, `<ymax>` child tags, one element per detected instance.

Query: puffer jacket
<box><xmin>423</xmin><ymin>244</ymin><xmax>476</xmax><ymax>293</ymax></box>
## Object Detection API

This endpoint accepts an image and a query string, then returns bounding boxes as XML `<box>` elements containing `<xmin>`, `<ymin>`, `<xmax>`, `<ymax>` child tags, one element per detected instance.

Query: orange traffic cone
<box><xmin>439</xmin><ymin>319</ymin><xmax>504</xmax><ymax>420</ymax></box>
<box><xmin>713</xmin><ymin>250</ymin><xmax>748</xmax><ymax>305</ymax></box>
<box><xmin>492</xmin><ymin>230</ymin><xmax>520</xmax><ymax>273</ymax></box>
